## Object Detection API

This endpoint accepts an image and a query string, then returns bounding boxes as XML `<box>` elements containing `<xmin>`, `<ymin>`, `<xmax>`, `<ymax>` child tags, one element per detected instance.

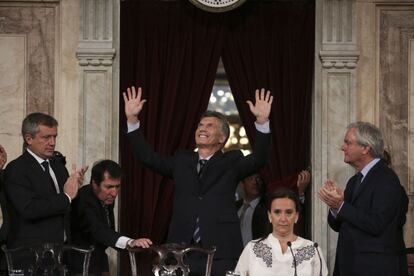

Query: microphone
<box><xmin>287</xmin><ymin>241</ymin><xmax>297</xmax><ymax>276</ymax></box>
<box><xmin>314</xmin><ymin>242</ymin><xmax>323</xmax><ymax>276</ymax></box>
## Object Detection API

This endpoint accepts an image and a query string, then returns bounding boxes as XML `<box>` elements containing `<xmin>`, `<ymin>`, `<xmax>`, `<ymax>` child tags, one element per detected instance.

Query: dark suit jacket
<box><xmin>328</xmin><ymin>160</ymin><xmax>408</xmax><ymax>276</ymax></box>
<box><xmin>4</xmin><ymin>150</ymin><xmax>71</xmax><ymax>248</ymax></box>
<box><xmin>128</xmin><ymin>128</ymin><xmax>271</xmax><ymax>259</ymax></box>
<box><xmin>71</xmin><ymin>184</ymin><xmax>121</xmax><ymax>273</ymax></box>
<box><xmin>235</xmin><ymin>197</ymin><xmax>270</xmax><ymax>241</ymax></box>
<box><xmin>0</xmin><ymin>169</ymin><xmax>8</xmax><ymax>244</ymax></box>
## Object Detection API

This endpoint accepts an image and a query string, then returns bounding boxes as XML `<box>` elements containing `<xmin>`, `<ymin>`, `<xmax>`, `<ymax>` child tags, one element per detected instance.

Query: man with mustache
<box><xmin>71</xmin><ymin>159</ymin><xmax>152</xmax><ymax>276</ymax></box>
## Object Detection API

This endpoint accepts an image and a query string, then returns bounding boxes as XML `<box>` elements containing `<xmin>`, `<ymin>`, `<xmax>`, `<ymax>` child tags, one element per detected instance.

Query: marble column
<box><xmin>313</xmin><ymin>0</ymin><xmax>359</xmax><ymax>272</ymax></box>
<box><xmin>76</xmin><ymin>0</ymin><xmax>120</xmax><ymax>274</ymax></box>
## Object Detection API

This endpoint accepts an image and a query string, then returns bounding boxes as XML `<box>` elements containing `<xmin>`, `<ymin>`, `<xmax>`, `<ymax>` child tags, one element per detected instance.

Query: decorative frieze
<box><xmin>76</xmin><ymin>47</ymin><xmax>115</xmax><ymax>66</ymax></box>
<box><xmin>320</xmin><ymin>50</ymin><xmax>359</xmax><ymax>69</ymax></box>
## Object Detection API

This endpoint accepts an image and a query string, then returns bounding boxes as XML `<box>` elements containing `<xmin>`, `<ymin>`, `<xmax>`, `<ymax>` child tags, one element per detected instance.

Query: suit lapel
<box><xmin>23</xmin><ymin>151</ymin><xmax>52</xmax><ymax>188</ymax></box>
<box><xmin>199</xmin><ymin>151</ymin><xmax>224</xmax><ymax>194</ymax></box>
<box><xmin>345</xmin><ymin>174</ymin><xmax>358</xmax><ymax>202</ymax></box>
<box><xmin>23</xmin><ymin>151</ymin><xmax>64</xmax><ymax>194</ymax></box>
<box><xmin>351</xmin><ymin>161</ymin><xmax>382</xmax><ymax>203</ymax></box>
<box><xmin>49</xmin><ymin>159</ymin><xmax>65</xmax><ymax>191</ymax></box>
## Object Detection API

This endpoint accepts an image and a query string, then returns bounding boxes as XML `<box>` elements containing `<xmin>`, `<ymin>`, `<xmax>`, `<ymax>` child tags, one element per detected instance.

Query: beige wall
<box><xmin>0</xmin><ymin>0</ymin><xmax>120</xmax><ymax>274</ymax></box>
<box><xmin>313</xmin><ymin>0</ymin><xmax>414</xmax><ymax>273</ymax></box>
<box><xmin>357</xmin><ymin>0</ymin><xmax>414</xmax><ymax>247</ymax></box>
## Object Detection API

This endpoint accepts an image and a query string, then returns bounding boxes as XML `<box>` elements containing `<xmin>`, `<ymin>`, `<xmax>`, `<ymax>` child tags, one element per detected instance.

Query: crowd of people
<box><xmin>0</xmin><ymin>85</ymin><xmax>408</xmax><ymax>276</ymax></box>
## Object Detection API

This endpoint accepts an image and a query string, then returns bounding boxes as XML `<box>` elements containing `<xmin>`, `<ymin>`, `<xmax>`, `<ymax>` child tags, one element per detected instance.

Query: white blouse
<box><xmin>235</xmin><ymin>234</ymin><xmax>328</xmax><ymax>276</ymax></box>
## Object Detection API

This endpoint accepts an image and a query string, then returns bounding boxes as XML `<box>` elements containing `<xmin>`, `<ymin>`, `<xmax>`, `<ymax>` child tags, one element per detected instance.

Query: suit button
<box><xmin>198</xmin><ymin>196</ymin><xmax>202</xmax><ymax>200</ymax></box>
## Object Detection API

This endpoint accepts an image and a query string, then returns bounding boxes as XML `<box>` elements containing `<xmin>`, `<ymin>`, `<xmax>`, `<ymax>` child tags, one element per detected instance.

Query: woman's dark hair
<box><xmin>267</xmin><ymin>187</ymin><xmax>302</xmax><ymax>214</ymax></box>
<box><xmin>255</xmin><ymin>188</ymin><xmax>301</xmax><ymax>243</ymax></box>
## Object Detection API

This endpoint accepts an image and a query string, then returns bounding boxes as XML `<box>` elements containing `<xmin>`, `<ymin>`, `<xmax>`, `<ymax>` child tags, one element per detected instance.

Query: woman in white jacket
<box><xmin>235</xmin><ymin>188</ymin><xmax>328</xmax><ymax>276</ymax></box>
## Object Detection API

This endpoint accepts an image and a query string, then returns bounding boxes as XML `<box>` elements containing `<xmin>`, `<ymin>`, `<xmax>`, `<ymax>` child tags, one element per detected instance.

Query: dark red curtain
<box><xmin>221</xmin><ymin>1</ymin><xmax>314</xmax><ymax>236</ymax></box>
<box><xmin>120</xmin><ymin>1</ymin><xmax>224</xmax><ymax>274</ymax></box>
<box><xmin>222</xmin><ymin>1</ymin><xmax>314</xmax><ymax>186</ymax></box>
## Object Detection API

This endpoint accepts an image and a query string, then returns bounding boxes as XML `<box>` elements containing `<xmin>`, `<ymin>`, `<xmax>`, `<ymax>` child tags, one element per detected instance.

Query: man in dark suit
<box><xmin>123</xmin><ymin>86</ymin><xmax>273</xmax><ymax>275</ymax></box>
<box><xmin>71</xmin><ymin>159</ymin><xmax>152</xmax><ymax>275</ymax></box>
<box><xmin>4</xmin><ymin>113</ymin><xmax>86</xmax><ymax>250</ymax></box>
<box><xmin>0</xmin><ymin>144</ymin><xmax>7</xmax><ymax>274</ymax></box>
<box><xmin>236</xmin><ymin>174</ymin><xmax>269</xmax><ymax>246</ymax></box>
<box><xmin>319</xmin><ymin>121</ymin><xmax>409</xmax><ymax>276</ymax></box>
<box><xmin>0</xmin><ymin>144</ymin><xmax>7</xmax><ymax>243</ymax></box>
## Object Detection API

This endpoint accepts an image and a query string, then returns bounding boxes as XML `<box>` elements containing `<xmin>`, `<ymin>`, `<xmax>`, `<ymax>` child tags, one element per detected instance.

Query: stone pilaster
<box><xmin>76</xmin><ymin>0</ymin><xmax>119</xmax><ymax>274</ymax></box>
<box><xmin>313</xmin><ymin>0</ymin><xmax>359</xmax><ymax>273</ymax></box>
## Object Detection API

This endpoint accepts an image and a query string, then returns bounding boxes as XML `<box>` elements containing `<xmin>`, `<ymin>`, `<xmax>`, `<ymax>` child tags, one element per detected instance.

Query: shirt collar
<box><xmin>26</xmin><ymin>148</ymin><xmax>47</xmax><ymax>165</ymax></box>
<box><xmin>244</xmin><ymin>197</ymin><xmax>261</xmax><ymax>209</ymax></box>
<box><xmin>198</xmin><ymin>154</ymin><xmax>214</xmax><ymax>161</ymax></box>
<box><xmin>360</xmin><ymin>158</ymin><xmax>380</xmax><ymax>180</ymax></box>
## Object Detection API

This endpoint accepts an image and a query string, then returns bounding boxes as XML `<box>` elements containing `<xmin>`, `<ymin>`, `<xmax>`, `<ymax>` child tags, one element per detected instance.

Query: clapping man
<box><xmin>319</xmin><ymin>122</ymin><xmax>408</xmax><ymax>276</ymax></box>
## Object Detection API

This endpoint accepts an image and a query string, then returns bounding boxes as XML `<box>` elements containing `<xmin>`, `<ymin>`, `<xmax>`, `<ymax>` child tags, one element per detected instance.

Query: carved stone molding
<box><xmin>76</xmin><ymin>47</ymin><xmax>115</xmax><ymax>66</ymax></box>
<box><xmin>76</xmin><ymin>0</ymin><xmax>115</xmax><ymax>66</ymax></box>
<box><xmin>319</xmin><ymin>50</ymin><xmax>359</xmax><ymax>69</ymax></box>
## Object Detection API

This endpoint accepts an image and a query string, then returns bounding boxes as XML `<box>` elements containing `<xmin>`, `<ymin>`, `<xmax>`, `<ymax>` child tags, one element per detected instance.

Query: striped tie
<box><xmin>193</xmin><ymin>217</ymin><xmax>201</xmax><ymax>244</ymax></box>
<box><xmin>198</xmin><ymin>159</ymin><xmax>207</xmax><ymax>179</ymax></box>
<box><xmin>193</xmin><ymin>159</ymin><xmax>207</xmax><ymax>243</ymax></box>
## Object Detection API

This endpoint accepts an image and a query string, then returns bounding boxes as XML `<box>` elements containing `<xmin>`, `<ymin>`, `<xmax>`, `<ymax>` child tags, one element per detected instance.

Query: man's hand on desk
<box><xmin>128</xmin><ymin>238</ymin><xmax>153</xmax><ymax>248</ymax></box>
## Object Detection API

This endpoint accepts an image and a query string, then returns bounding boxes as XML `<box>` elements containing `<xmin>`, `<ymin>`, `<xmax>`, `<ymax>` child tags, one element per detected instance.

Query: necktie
<box><xmin>193</xmin><ymin>217</ymin><xmax>201</xmax><ymax>244</ymax></box>
<box><xmin>101</xmin><ymin>203</ymin><xmax>112</xmax><ymax>228</ymax></box>
<box><xmin>41</xmin><ymin>161</ymin><xmax>59</xmax><ymax>193</ymax></box>
<box><xmin>352</xmin><ymin>172</ymin><xmax>363</xmax><ymax>200</ymax></box>
<box><xmin>239</xmin><ymin>202</ymin><xmax>251</xmax><ymax>226</ymax></box>
<box><xmin>197</xmin><ymin>159</ymin><xmax>208</xmax><ymax>179</ymax></box>
<box><xmin>193</xmin><ymin>159</ymin><xmax>207</xmax><ymax>244</ymax></box>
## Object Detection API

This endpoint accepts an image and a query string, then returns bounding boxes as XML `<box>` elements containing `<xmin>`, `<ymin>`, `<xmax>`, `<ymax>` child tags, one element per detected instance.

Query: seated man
<box><xmin>236</xmin><ymin>174</ymin><xmax>268</xmax><ymax>246</ymax></box>
<box><xmin>71</xmin><ymin>159</ymin><xmax>152</xmax><ymax>276</ymax></box>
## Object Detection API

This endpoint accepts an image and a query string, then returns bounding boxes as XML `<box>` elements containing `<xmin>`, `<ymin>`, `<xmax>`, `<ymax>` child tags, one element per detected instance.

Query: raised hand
<box><xmin>0</xmin><ymin>144</ymin><xmax>7</xmax><ymax>170</ymax></box>
<box><xmin>76</xmin><ymin>165</ymin><xmax>89</xmax><ymax>186</ymax></box>
<box><xmin>297</xmin><ymin>170</ymin><xmax>311</xmax><ymax>196</ymax></box>
<box><xmin>246</xmin><ymin>88</ymin><xmax>273</xmax><ymax>124</ymax></box>
<box><xmin>122</xmin><ymin>86</ymin><xmax>147</xmax><ymax>124</ymax></box>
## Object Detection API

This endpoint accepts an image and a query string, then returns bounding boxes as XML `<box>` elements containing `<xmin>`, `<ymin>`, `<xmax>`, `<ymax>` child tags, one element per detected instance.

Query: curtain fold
<box><xmin>222</xmin><ymin>1</ymin><xmax>315</xmax><ymax>184</ymax></box>
<box><xmin>120</xmin><ymin>1</ymin><xmax>224</xmax><ymax>274</ymax></box>
<box><xmin>221</xmin><ymin>1</ymin><xmax>314</xmax><ymax>237</ymax></box>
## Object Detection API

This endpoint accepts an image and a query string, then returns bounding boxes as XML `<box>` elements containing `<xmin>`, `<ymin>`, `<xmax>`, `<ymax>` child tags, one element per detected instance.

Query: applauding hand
<box><xmin>0</xmin><ymin>144</ymin><xmax>7</xmax><ymax>170</ymax></box>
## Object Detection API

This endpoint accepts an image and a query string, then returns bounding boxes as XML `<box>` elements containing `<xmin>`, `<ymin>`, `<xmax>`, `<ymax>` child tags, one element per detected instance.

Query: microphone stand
<box><xmin>287</xmin><ymin>241</ymin><xmax>297</xmax><ymax>276</ymax></box>
<box><xmin>314</xmin><ymin>242</ymin><xmax>323</xmax><ymax>276</ymax></box>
